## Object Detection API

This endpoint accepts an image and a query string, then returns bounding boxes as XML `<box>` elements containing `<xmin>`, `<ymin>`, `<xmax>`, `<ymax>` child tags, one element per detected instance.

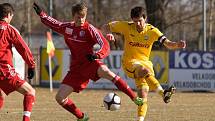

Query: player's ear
<box><xmin>9</xmin><ymin>13</ymin><xmax>13</xmax><ymax>17</ymax></box>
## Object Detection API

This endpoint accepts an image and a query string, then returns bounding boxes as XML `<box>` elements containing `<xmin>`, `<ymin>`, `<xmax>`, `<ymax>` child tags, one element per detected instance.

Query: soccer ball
<box><xmin>103</xmin><ymin>92</ymin><xmax>121</xmax><ymax>111</ymax></box>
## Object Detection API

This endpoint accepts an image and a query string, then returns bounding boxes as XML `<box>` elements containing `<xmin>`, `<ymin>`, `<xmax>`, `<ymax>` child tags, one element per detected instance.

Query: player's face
<box><xmin>73</xmin><ymin>12</ymin><xmax>87</xmax><ymax>27</ymax></box>
<box><xmin>8</xmin><ymin>13</ymin><xmax>14</xmax><ymax>23</ymax></box>
<box><xmin>132</xmin><ymin>17</ymin><xmax>146</xmax><ymax>31</ymax></box>
<box><xmin>4</xmin><ymin>13</ymin><xmax>14</xmax><ymax>23</ymax></box>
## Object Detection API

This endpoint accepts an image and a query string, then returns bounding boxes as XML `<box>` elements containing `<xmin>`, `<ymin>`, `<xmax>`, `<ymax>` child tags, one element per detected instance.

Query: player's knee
<box><xmin>55</xmin><ymin>94</ymin><xmax>66</xmax><ymax>105</ymax></box>
<box><xmin>55</xmin><ymin>94</ymin><xmax>61</xmax><ymax>104</ymax></box>
<box><xmin>135</xmin><ymin>68</ymin><xmax>150</xmax><ymax>78</ymax></box>
<box><xmin>101</xmin><ymin>65</ymin><xmax>110</xmax><ymax>73</ymax></box>
<box><xmin>27</xmin><ymin>88</ymin><xmax>36</xmax><ymax>96</ymax></box>
<box><xmin>0</xmin><ymin>91</ymin><xmax>4</xmax><ymax>98</ymax></box>
<box><xmin>137</xmin><ymin>87</ymin><xmax>149</xmax><ymax>98</ymax></box>
<box><xmin>98</xmin><ymin>65</ymin><xmax>112</xmax><ymax>77</ymax></box>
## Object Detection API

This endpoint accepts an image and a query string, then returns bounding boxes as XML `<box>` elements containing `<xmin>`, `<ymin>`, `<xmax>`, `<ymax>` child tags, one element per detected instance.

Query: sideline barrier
<box><xmin>40</xmin><ymin>48</ymin><xmax>168</xmax><ymax>89</ymax></box>
<box><xmin>40</xmin><ymin>48</ymin><xmax>215</xmax><ymax>91</ymax></box>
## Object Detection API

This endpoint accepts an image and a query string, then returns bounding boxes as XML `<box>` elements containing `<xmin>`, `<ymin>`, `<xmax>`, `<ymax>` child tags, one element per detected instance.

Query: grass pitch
<box><xmin>0</xmin><ymin>87</ymin><xmax>215</xmax><ymax>121</ymax></box>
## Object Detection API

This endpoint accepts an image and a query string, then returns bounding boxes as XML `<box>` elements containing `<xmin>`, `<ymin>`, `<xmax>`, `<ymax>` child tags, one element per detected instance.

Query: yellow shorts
<box><xmin>122</xmin><ymin>59</ymin><xmax>155</xmax><ymax>89</ymax></box>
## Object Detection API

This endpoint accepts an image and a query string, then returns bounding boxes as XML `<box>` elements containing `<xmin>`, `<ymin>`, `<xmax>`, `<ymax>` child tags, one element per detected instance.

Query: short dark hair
<box><xmin>71</xmin><ymin>2</ymin><xmax>87</xmax><ymax>16</ymax></box>
<box><xmin>0</xmin><ymin>3</ymin><xmax>14</xmax><ymax>19</ymax></box>
<box><xmin>130</xmin><ymin>6</ymin><xmax>146</xmax><ymax>19</ymax></box>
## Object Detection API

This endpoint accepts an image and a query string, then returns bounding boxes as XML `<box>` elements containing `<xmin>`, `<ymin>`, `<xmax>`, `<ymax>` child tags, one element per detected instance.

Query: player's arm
<box><xmin>163</xmin><ymin>39</ymin><xmax>186</xmax><ymax>50</ymax></box>
<box><xmin>87</xmin><ymin>24</ymin><xmax>110</xmax><ymax>61</ymax></box>
<box><xmin>101</xmin><ymin>24</ymin><xmax>115</xmax><ymax>41</ymax></box>
<box><xmin>102</xmin><ymin>21</ymin><xmax>127</xmax><ymax>42</ymax></box>
<box><xmin>10</xmin><ymin>27</ymin><xmax>35</xmax><ymax>79</ymax></box>
<box><xmin>153</xmin><ymin>27</ymin><xmax>186</xmax><ymax>50</ymax></box>
<box><xmin>11</xmin><ymin>27</ymin><xmax>35</xmax><ymax>68</ymax></box>
<box><xmin>33</xmin><ymin>3</ymin><xmax>64</xmax><ymax>35</ymax></box>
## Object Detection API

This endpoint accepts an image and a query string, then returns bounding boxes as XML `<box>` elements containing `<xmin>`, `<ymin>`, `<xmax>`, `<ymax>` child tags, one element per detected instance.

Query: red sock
<box><xmin>0</xmin><ymin>96</ymin><xmax>4</xmax><ymax>110</ymax></box>
<box><xmin>62</xmin><ymin>98</ymin><xmax>83</xmax><ymax>119</ymax></box>
<box><xmin>23</xmin><ymin>94</ymin><xmax>35</xmax><ymax>121</ymax></box>
<box><xmin>112</xmin><ymin>76</ymin><xmax>136</xmax><ymax>100</ymax></box>
<box><xmin>23</xmin><ymin>116</ymin><xmax>30</xmax><ymax>121</ymax></box>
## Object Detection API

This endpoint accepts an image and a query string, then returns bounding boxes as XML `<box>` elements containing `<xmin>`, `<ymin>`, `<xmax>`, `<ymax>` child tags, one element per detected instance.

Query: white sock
<box><xmin>138</xmin><ymin>116</ymin><xmax>144</xmax><ymax>121</ymax></box>
<box><xmin>23</xmin><ymin>111</ymin><xmax>31</xmax><ymax>117</ymax></box>
<box><xmin>156</xmin><ymin>85</ymin><xmax>163</xmax><ymax>92</ymax></box>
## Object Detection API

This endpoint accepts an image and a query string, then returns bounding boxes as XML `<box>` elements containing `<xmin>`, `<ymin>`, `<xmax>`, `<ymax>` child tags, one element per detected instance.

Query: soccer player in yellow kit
<box><xmin>102</xmin><ymin>6</ymin><xmax>186</xmax><ymax>121</ymax></box>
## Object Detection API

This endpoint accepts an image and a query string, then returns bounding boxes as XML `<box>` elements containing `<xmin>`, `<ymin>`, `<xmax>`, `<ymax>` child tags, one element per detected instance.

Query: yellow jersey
<box><xmin>108</xmin><ymin>21</ymin><xmax>165</xmax><ymax>61</ymax></box>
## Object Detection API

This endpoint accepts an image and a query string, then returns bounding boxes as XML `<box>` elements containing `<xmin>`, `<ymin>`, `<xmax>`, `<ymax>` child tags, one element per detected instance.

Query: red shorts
<box><xmin>62</xmin><ymin>60</ymin><xmax>104</xmax><ymax>93</ymax></box>
<box><xmin>0</xmin><ymin>71</ymin><xmax>25</xmax><ymax>95</ymax></box>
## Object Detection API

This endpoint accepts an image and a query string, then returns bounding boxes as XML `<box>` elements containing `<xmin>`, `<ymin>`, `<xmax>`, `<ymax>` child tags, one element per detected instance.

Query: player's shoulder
<box><xmin>88</xmin><ymin>23</ymin><xmax>97</xmax><ymax>30</ymax></box>
<box><xmin>128</xmin><ymin>21</ymin><xmax>134</xmax><ymax>25</ymax></box>
<box><xmin>88</xmin><ymin>22</ymin><xmax>94</xmax><ymax>27</ymax></box>
<box><xmin>87</xmin><ymin>23</ymin><xmax>102</xmax><ymax>34</ymax></box>
<box><xmin>125</xmin><ymin>21</ymin><xmax>135</xmax><ymax>27</ymax></box>
<box><xmin>145</xmin><ymin>24</ymin><xmax>162</xmax><ymax>33</ymax></box>
<box><xmin>8</xmin><ymin>24</ymin><xmax>21</xmax><ymax>35</ymax></box>
<box><xmin>0</xmin><ymin>21</ymin><xmax>8</xmax><ymax>30</ymax></box>
<box><xmin>145</xmin><ymin>24</ymin><xmax>157</xmax><ymax>30</ymax></box>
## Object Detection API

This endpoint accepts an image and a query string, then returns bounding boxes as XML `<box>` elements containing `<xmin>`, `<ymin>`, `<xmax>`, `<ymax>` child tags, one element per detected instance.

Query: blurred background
<box><xmin>1</xmin><ymin>0</ymin><xmax>215</xmax><ymax>90</ymax></box>
<box><xmin>2</xmin><ymin>0</ymin><xmax>215</xmax><ymax>50</ymax></box>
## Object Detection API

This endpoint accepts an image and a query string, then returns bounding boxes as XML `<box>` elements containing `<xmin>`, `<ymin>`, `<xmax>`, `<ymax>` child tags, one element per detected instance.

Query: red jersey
<box><xmin>39</xmin><ymin>12</ymin><xmax>110</xmax><ymax>67</ymax></box>
<box><xmin>0</xmin><ymin>20</ymin><xmax>35</xmax><ymax>75</ymax></box>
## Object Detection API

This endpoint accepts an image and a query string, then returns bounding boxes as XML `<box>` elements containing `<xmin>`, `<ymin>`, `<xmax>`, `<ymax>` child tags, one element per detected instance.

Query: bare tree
<box><xmin>3</xmin><ymin>0</ymin><xmax>214</xmax><ymax>50</ymax></box>
<box><xmin>145</xmin><ymin>0</ymin><xmax>166</xmax><ymax>31</ymax></box>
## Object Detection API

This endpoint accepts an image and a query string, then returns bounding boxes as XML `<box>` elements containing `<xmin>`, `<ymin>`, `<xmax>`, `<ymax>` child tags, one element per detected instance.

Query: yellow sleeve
<box><xmin>108</xmin><ymin>21</ymin><xmax>128</xmax><ymax>34</ymax></box>
<box><xmin>151</xmin><ymin>27</ymin><xmax>164</xmax><ymax>42</ymax></box>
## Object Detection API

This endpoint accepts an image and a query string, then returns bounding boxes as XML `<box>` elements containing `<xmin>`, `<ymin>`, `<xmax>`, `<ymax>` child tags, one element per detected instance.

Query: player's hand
<box><xmin>27</xmin><ymin>68</ymin><xmax>35</xmax><ymax>79</ymax></box>
<box><xmin>106</xmin><ymin>34</ymin><xmax>115</xmax><ymax>42</ymax></box>
<box><xmin>177</xmin><ymin>40</ymin><xmax>186</xmax><ymax>49</ymax></box>
<box><xmin>33</xmin><ymin>2</ymin><xmax>42</xmax><ymax>15</ymax></box>
<box><xmin>86</xmin><ymin>54</ymin><xmax>99</xmax><ymax>62</ymax></box>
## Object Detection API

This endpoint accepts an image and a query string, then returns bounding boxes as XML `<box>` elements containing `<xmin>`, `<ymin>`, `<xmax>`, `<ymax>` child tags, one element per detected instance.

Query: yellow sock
<box><xmin>138</xmin><ymin>101</ymin><xmax>147</xmax><ymax>117</ymax></box>
<box><xmin>136</xmin><ymin>86</ymin><xmax>148</xmax><ymax>120</ymax></box>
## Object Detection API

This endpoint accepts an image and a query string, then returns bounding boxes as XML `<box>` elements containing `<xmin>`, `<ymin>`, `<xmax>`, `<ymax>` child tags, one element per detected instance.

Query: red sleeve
<box><xmin>10</xmin><ymin>25</ymin><xmax>35</xmax><ymax>68</ymax></box>
<box><xmin>88</xmin><ymin>24</ymin><xmax>110</xmax><ymax>59</ymax></box>
<box><xmin>39</xmin><ymin>11</ymin><xmax>65</xmax><ymax>35</ymax></box>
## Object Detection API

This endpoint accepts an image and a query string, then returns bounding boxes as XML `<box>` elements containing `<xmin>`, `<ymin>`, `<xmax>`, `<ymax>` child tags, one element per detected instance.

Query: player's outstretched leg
<box><xmin>58</xmin><ymin>98</ymin><xmax>87</xmax><ymax>120</ymax></box>
<box><xmin>55</xmin><ymin>84</ymin><xmax>88</xmax><ymax>120</ymax></box>
<box><xmin>163</xmin><ymin>85</ymin><xmax>176</xmax><ymax>103</ymax></box>
<box><xmin>23</xmin><ymin>93</ymin><xmax>35</xmax><ymax>121</ymax></box>
<box><xmin>77</xmin><ymin>113</ymin><xmax>89</xmax><ymax>121</ymax></box>
<box><xmin>16</xmin><ymin>82</ymin><xmax>36</xmax><ymax>121</ymax></box>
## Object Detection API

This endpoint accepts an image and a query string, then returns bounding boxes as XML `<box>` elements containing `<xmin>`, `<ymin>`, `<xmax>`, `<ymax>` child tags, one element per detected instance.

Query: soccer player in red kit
<box><xmin>33</xmin><ymin>2</ymin><xmax>144</xmax><ymax>121</ymax></box>
<box><xmin>0</xmin><ymin>3</ymin><xmax>36</xmax><ymax>121</ymax></box>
